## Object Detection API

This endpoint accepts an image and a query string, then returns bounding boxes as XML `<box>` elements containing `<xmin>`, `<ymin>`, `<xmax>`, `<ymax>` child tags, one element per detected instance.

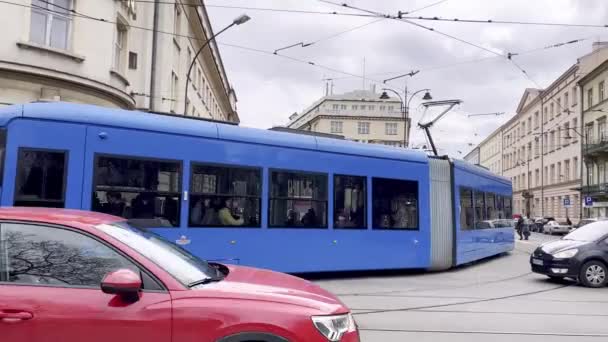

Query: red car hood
<box><xmin>191</xmin><ymin>265</ymin><xmax>347</xmax><ymax>314</ymax></box>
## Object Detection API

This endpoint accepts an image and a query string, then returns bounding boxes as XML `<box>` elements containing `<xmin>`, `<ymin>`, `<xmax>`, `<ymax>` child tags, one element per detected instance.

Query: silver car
<box><xmin>543</xmin><ymin>221</ymin><xmax>571</xmax><ymax>235</ymax></box>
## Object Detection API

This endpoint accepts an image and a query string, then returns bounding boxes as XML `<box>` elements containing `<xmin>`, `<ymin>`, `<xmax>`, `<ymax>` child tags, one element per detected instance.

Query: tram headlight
<box><xmin>552</xmin><ymin>249</ymin><xmax>578</xmax><ymax>259</ymax></box>
<box><xmin>312</xmin><ymin>313</ymin><xmax>357</xmax><ymax>341</ymax></box>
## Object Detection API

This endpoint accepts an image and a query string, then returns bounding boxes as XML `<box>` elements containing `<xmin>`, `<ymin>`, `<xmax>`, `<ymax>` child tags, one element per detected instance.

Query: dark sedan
<box><xmin>530</xmin><ymin>222</ymin><xmax>608</xmax><ymax>288</ymax></box>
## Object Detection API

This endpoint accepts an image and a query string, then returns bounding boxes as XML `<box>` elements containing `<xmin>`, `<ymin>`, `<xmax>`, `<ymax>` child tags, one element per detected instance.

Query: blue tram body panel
<box><xmin>0</xmin><ymin>102</ymin><xmax>511</xmax><ymax>273</ymax></box>
<box><xmin>452</xmin><ymin>160</ymin><xmax>515</xmax><ymax>265</ymax></box>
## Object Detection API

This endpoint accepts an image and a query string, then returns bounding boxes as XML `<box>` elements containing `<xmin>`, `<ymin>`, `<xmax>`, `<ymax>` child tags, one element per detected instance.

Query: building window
<box><xmin>557</xmin><ymin>98</ymin><xmax>562</xmax><ymax>115</ymax></box>
<box><xmin>586</xmin><ymin>124</ymin><xmax>594</xmax><ymax>144</ymax></box>
<box><xmin>358</xmin><ymin>122</ymin><xmax>370</xmax><ymax>134</ymax></box>
<box><xmin>340</xmin><ymin>104</ymin><xmax>347</xmax><ymax>110</ymax></box>
<box><xmin>599</xmin><ymin>120</ymin><xmax>607</xmax><ymax>142</ymax></box>
<box><xmin>527</xmin><ymin>117</ymin><xmax>532</xmax><ymax>132</ymax></box>
<box><xmin>600</xmin><ymin>81</ymin><xmax>605</xmax><ymax>102</ymax></box>
<box><xmin>269</xmin><ymin>171</ymin><xmax>328</xmax><ymax>228</ymax></box>
<box><xmin>30</xmin><ymin>0</ymin><xmax>72</xmax><ymax>50</ymax></box>
<box><xmin>550</xmin><ymin>164</ymin><xmax>555</xmax><ymax>184</ymax></box>
<box><xmin>460</xmin><ymin>188</ymin><xmax>474</xmax><ymax>230</ymax></box>
<box><xmin>385</xmin><ymin>123</ymin><xmax>398</xmax><ymax>135</ymax></box>
<box><xmin>557</xmin><ymin>129</ymin><xmax>561</xmax><ymax>148</ymax></box>
<box><xmin>14</xmin><ymin>149</ymin><xmax>67</xmax><ymax>208</ymax></box>
<box><xmin>189</xmin><ymin>164</ymin><xmax>261</xmax><ymax>228</ymax></box>
<box><xmin>170</xmin><ymin>72</ymin><xmax>178</xmax><ymax>113</ymax></box>
<box><xmin>564</xmin><ymin>160</ymin><xmax>570</xmax><ymax>181</ymax></box>
<box><xmin>388</xmin><ymin>106</ymin><xmax>394</xmax><ymax>112</ymax></box>
<box><xmin>572</xmin><ymin>87</ymin><xmax>578</xmax><ymax>106</ymax></box>
<box><xmin>588</xmin><ymin>88</ymin><xmax>594</xmax><ymax>109</ymax></box>
<box><xmin>360</xmin><ymin>105</ymin><xmax>366</xmax><ymax>110</ymax></box>
<box><xmin>113</xmin><ymin>23</ymin><xmax>127</xmax><ymax>72</ymax></box>
<box><xmin>544</xmin><ymin>107</ymin><xmax>548</xmax><ymax>123</ymax></box>
<box><xmin>573</xmin><ymin>118</ymin><xmax>578</xmax><ymax>140</ymax></box>
<box><xmin>334</xmin><ymin>175</ymin><xmax>366</xmax><ymax>229</ymax></box>
<box><xmin>1</xmin><ymin>223</ymin><xmax>139</xmax><ymax>288</ymax></box>
<box><xmin>535</xmin><ymin>169</ymin><xmax>540</xmax><ymax>185</ymax></box>
<box><xmin>369</xmin><ymin>105</ymin><xmax>375</xmax><ymax>111</ymax></box>
<box><xmin>564</xmin><ymin>92</ymin><xmax>569</xmax><ymax>108</ymax></box>
<box><xmin>379</xmin><ymin>105</ymin><xmax>386</xmax><ymax>111</ymax></box>
<box><xmin>128</xmin><ymin>52</ymin><xmax>138</xmax><ymax>69</ymax></box>
<box><xmin>550</xmin><ymin>131</ymin><xmax>555</xmax><ymax>151</ymax></box>
<box><xmin>352</xmin><ymin>105</ymin><xmax>358</xmax><ymax>110</ymax></box>
<box><xmin>534</xmin><ymin>111</ymin><xmax>539</xmax><ymax>128</ymax></box>
<box><xmin>330</xmin><ymin>121</ymin><xmax>343</xmax><ymax>133</ymax></box>
<box><xmin>173</xmin><ymin>4</ymin><xmax>181</xmax><ymax>38</ymax></box>
<box><xmin>373</xmin><ymin>178</ymin><xmax>418</xmax><ymax>229</ymax></box>
<box><xmin>573</xmin><ymin>157</ymin><xmax>578</xmax><ymax>179</ymax></box>
<box><xmin>332</xmin><ymin>104</ymin><xmax>339</xmax><ymax>110</ymax></box>
<box><xmin>550</xmin><ymin>103</ymin><xmax>554</xmax><ymax>120</ymax></box>
<box><xmin>92</xmin><ymin>155</ymin><xmax>182</xmax><ymax>227</ymax></box>
<box><xmin>522</xmin><ymin>122</ymin><xmax>526</xmax><ymax>136</ymax></box>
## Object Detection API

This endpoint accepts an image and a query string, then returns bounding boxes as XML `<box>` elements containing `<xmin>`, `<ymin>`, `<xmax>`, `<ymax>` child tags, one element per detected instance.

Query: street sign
<box><xmin>585</xmin><ymin>196</ymin><xmax>593</xmax><ymax>207</ymax></box>
<box><xmin>563</xmin><ymin>198</ymin><xmax>572</xmax><ymax>208</ymax></box>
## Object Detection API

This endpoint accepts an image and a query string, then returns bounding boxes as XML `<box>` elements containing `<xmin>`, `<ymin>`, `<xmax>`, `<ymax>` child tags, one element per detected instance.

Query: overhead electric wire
<box><xmin>398</xmin><ymin>15</ymin><xmax>608</xmax><ymax>29</ymax></box>
<box><xmin>406</xmin><ymin>0</ymin><xmax>451</xmax><ymax>15</ymax></box>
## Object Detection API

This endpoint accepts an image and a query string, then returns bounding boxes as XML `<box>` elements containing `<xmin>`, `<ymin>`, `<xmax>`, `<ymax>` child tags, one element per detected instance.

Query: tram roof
<box><xmin>2</xmin><ymin>102</ymin><xmax>429</xmax><ymax>164</ymax></box>
<box><xmin>451</xmin><ymin>158</ymin><xmax>511</xmax><ymax>184</ymax></box>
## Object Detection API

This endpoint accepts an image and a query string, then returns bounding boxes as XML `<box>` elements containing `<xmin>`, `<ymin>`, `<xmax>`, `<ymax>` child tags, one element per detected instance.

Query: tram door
<box><xmin>1</xmin><ymin>119</ymin><xmax>86</xmax><ymax>209</ymax></box>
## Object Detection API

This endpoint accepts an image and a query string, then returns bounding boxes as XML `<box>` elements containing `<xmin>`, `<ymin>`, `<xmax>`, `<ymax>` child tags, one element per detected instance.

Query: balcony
<box><xmin>582</xmin><ymin>183</ymin><xmax>608</xmax><ymax>196</ymax></box>
<box><xmin>584</xmin><ymin>134</ymin><xmax>608</xmax><ymax>157</ymax></box>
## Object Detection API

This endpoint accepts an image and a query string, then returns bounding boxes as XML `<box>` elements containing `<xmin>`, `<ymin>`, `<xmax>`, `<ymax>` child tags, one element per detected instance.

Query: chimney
<box><xmin>592</xmin><ymin>41</ymin><xmax>608</xmax><ymax>52</ymax></box>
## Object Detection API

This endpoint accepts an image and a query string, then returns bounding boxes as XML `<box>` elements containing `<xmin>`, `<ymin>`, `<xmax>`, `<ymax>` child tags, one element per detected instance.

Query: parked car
<box><xmin>543</xmin><ymin>221</ymin><xmax>572</xmax><ymax>235</ymax></box>
<box><xmin>573</xmin><ymin>217</ymin><xmax>608</xmax><ymax>230</ymax></box>
<box><xmin>0</xmin><ymin>208</ymin><xmax>360</xmax><ymax>342</ymax></box>
<box><xmin>534</xmin><ymin>217</ymin><xmax>555</xmax><ymax>233</ymax></box>
<box><xmin>531</xmin><ymin>221</ymin><xmax>608</xmax><ymax>287</ymax></box>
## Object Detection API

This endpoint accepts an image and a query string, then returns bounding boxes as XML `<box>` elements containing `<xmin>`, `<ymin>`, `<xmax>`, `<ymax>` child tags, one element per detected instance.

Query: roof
<box><xmin>287</xmin><ymin>89</ymin><xmax>401</xmax><ymax>127</ymax></box>
<box><xmin>2</xmin><ymin>102</ymin><xmax>429</xmax><ymax>164</ymax></box>
<box><xmin>0</xmin><ymin>207</ymin><xmax>122</xmax><ymax>226</ymax></box>
<box><xmin>578</xmin><ymin>58</ymin><xmax>608</xmax><ymax>86</ymax></box>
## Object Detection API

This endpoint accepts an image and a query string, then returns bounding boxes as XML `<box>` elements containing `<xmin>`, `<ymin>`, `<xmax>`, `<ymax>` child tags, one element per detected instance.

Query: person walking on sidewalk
<box><xmin>522</xmin><ymin>217</ymin><xmax>530</xmax><ymax>240</ymax></box>
<box><xmin>516</xmin><ymin>217</ymin><xmax>524</xmax><ymax>240</ymax></box>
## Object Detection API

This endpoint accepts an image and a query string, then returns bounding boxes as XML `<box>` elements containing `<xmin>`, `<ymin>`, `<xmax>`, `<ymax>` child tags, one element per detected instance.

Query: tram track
<box><xmin>352</xmin><ymin>282</ymin><xmax>571</xmax><ymax>316</ymax></box>
<box><xmin>358</xmin><ymin>328</ymin><xmax>608</xmax><ymax>338</ymax></box>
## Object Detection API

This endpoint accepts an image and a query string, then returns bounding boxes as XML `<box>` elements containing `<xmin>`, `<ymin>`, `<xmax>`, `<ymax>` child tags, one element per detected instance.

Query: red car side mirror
<box><xmin>101</xmin><ymin>269</ymin><xmax>142</xmax><ymax>302</ymax></box>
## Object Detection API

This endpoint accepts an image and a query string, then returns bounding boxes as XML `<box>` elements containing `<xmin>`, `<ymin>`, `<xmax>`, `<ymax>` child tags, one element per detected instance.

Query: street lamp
<box><xmin>379</xmin><ymin>88</ymin><xmax>432</xmax><ymax>148</ymax></box>
<box><xmin>183</xmin><ymin>14</ymin><xmax>250</xmax><ymax>115</ymax></box>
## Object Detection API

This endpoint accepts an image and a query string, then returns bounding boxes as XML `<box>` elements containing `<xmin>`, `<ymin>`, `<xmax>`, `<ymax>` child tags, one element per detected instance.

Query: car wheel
<box><xmin>579</xmin><ymin>261</ymin><xmax>608</xmax><ymax>288</ymax></box>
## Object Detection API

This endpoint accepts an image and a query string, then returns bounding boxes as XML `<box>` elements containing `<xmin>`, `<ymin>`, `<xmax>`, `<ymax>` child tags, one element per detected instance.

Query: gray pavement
<box><xmin>314</xmin><ymin>232</ymin><xmax>608</xmax><ymax>341</ymax></box>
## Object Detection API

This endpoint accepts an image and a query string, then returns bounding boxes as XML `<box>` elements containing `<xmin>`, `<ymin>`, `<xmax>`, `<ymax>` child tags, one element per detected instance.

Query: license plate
<box><xmin>532</xmin><ymin>258</ymin><xmax>544</xmax><ymax>266</ymax></box>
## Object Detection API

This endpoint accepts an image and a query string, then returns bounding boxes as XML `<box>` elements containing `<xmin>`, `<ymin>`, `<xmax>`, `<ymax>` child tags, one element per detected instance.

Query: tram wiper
<box><xmin>188</xmin><ymin>276</ymin><xmax>224</xmax><ymax>287</ymax></box>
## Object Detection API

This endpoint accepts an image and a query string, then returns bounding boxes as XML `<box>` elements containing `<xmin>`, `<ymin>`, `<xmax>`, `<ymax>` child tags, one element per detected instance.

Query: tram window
<box><xmin>460</xmin><ymin>187</ymin><xmax>474</xmax><ymax>230</ymax></box>
<box><xmin>189</xmin><ymin>164</ymin><xmax>261</xmax><ymax>228</ymax></box>
<box><xmin>334</xmin><ymin>175</ymin><xmax>366</xmax><ymax>229</ymax></box>
<box><xmin>486</xmin><ymin>193</ymin><xmax>497</xmax><ymax>220</ymax></box>
<box><xmin>14</xmin><ymin>149</ymin><xmax>67</xmax><ymax>208</ymax></box>
<box><xmin>474</xmin><ymin>190</ymin><xmax>486</xmax><ymax>227</ymax></box>
<box><xmin>0</xmin><ymin>129</ymin><xmax>6</xmax><ymax>186</ymax></box>
<box><xmin>496</xmin><ymin>195</ymin><xmax>505</xmax><ymax>219</ymax></box>
<box><xmin>372</xmin><ymin>178</ymin><xmax>418</xmax><ymax>230</ymax></box>
<box><xmin>92</xmin><ymin>155</ymin><xmax>181</xmax><ymax>227</ymax></box>
<box><xmin>504</xmin><ymin>196</ymin><xmax>513</xmax><ymax>218</ymax></box>
<box><xmin>269</xmin><ymin>170</ymin><xmax>328</xmax><ymax>228</ymax></box>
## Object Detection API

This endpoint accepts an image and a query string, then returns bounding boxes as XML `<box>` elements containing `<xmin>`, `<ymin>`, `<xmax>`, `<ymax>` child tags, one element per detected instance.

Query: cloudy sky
<box><xmin>206</xmin><ymin>0</ymin><xmax>608</xmax><ymax>157</ymax></box>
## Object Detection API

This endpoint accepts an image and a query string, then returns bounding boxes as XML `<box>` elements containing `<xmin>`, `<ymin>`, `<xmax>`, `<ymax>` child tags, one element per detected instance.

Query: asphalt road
<box><xmin>315</xmin><ymin>233</ymin><xmax>608</xmax><ymax>342</ymax></box>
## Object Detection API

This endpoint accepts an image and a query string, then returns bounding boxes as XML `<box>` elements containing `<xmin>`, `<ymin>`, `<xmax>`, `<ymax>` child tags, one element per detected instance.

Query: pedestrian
<box><xmin>522</xmin><ymin>218</ymin><xmax>530</xmax><ymax>240</ymax></box>
<box><xmin>516</xmin><ymin>216</ymin><xmax>524</xmax><ymax>240</ymax></box>
<box><xmin>566</xmin><ymin>216</ymin><xmax>572</xmax><ymax>226</ymax></box>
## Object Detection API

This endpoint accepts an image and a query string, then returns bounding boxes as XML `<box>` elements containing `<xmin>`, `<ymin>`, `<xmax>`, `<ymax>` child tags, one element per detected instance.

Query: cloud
<box><xmin>206</xmin><ymin>0</ymin><xmax>608</xmax><ymax>157</ymax></box>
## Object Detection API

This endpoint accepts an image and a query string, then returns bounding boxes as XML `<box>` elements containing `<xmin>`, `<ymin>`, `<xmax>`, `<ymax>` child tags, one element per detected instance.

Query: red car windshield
<box><xmin>96</xmin><ymin>222</ymin><xmax>217</xmax><ymax>286</ymax></box>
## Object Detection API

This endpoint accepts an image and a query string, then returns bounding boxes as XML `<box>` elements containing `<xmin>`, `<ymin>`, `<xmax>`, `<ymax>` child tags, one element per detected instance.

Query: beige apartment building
<box><xmin>0</xmin><ymin>0</ymin><xmax>239</xmax><ymax>122</ymax></box>
<box><xmin>479</xmin><ymin>129</ymin><xmax>503</xmax><ymax>175</ymax></box>
<box><xmin>470</xmin><ymin>43</ymin><xmax>608</xmax><ymax>221</ymax></box>
<box><xmin>285</xmin><ymin>90</ymin><xmax>406</xmax><ymax>147</ymax></box>
<box><xmin>580</xmin><ymin>57</ymin><xmax>608</xmax><ymax>217</ymax></box>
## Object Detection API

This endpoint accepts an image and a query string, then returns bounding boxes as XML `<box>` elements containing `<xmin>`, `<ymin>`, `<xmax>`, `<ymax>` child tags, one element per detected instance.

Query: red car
<box><xmin>0</xmin><ymin>208</ymin><xmax>359</xmax><ymax>342</ymax></box>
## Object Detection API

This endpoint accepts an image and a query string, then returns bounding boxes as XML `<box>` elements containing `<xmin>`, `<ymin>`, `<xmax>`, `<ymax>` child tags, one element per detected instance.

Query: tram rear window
<box><xmin>189</xmin><ymin>164</ymin><xmax>261</xmax><ymax>228</ymax></box>
<box><xmin>269</xmin><ymin>170</ymin><xmax>328</xmax><ymax>228</ymax></box>
<box><xmin>372</xmin><ymin>178</ymin><xmax>418</xmax><ymax>230</ymax></box>
<box><xmin>14</xmin><ymin>148</ymin><xmax>67</xmax><ymax>208</ymax></box>
<box><xmin>92</xmin><ymin>155</ymin><xmax>182</xmax><ymax>227</ymax></box>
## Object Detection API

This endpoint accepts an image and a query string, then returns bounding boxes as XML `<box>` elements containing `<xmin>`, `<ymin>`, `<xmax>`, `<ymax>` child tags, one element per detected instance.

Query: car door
<box><xmin>0</xmin><ymin>222</ymin><xmax>172</xmax><ymax>342</ymax></box>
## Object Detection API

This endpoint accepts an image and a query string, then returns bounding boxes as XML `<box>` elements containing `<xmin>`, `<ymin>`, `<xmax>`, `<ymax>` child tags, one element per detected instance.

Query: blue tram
<box><xmin>0</xmin><ymin>103</ymin><xmax>513</xmax><ymax>273</ymax></box>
